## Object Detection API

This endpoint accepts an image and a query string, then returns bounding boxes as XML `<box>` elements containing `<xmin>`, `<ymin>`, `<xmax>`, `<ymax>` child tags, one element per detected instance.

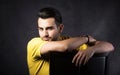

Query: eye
<box><xmin>47</xmin><ymin>27</ymin><xmax>54</xmax><ymax>30</ymax></box>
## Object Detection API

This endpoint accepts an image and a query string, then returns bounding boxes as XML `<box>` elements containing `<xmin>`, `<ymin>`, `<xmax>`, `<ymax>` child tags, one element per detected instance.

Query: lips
<box><xmin>43</xmin><ymin>37</ymin><xmax>51</xmax><ymax>41</ymax></box>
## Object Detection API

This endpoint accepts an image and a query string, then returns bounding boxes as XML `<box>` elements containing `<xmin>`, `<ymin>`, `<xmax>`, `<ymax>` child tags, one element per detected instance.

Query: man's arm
<box><xmin>88</xmin><ymin>41</ymin><xmax>114</xmax><ymax>53</ymax></box>
<box><xmin>72</xmin><ymin>36</ymin><xmax>114</xmax><ymax>66</ymax></box>
<box><xmin>40</xmin><ymin>36</ymin><xmax>88</xmax><ymax>55</ymax></box>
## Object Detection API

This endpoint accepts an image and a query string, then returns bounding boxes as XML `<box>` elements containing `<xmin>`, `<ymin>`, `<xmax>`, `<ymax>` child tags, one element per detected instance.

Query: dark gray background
<box><xmin>0</xmin><ymin>0</ymin><xmax>120</xmax><ymax>75</ymax></box>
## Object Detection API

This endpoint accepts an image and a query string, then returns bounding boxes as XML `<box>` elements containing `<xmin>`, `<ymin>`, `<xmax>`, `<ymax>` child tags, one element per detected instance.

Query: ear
<box><xmin>58</xmin><ymin>24</ymin><xmax>64</xmax><ymax>33</ymax></box>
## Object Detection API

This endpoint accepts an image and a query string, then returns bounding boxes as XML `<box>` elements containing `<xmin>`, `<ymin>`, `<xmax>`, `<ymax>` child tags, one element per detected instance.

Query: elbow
<box><xmin>110</xmin><ymin>43</ymin><xmax>114</xmax><ymax>51</ymax></box>
<box><xmin>97</xmin><ymin>41</ymin><xmax>115</xmax><ymax>53</ymax></box>
<box><xmin>105</xmin><ymin>42</ymin><xmax>114</xmax><ymax>52</ymax></box>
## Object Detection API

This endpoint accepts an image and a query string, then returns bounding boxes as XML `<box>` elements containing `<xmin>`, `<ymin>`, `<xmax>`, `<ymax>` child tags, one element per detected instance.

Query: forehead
<box><xmin>38</xmin><ymin>18</ymin><xmax>56</xmax><ymax>27</ymax></box>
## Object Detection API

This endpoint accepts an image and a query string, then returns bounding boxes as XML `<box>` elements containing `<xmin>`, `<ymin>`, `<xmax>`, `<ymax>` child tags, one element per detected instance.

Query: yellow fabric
<box><xmin>27</xmin><ymin>37</ymin><xmax>48</xmax><ymax>75</ymax></box>
<box><xmin>78</xmin><ymin>44</ymin><xmax>88</xmax><ymax>50</ymax></box>
<box><xmin>27</xmin><ymin>36</ymin><xmax>88</xmax><ymax>75</ymax></box>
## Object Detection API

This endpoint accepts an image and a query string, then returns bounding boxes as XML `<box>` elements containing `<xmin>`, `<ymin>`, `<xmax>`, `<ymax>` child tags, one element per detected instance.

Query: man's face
<box><xmin>38</xmin><ymin>18</ymin><xmax>63</xmax><ymax>41</ymax></box>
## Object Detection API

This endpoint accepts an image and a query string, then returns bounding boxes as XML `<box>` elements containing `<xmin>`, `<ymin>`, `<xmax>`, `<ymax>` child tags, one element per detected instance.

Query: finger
<box><xmin>83</xmin><ymin>55</ymin><xmax>90</xmax><ymax>65</ymax></box>
<box><xmin>76</xmin><ymin>53</ymin><xmax>82</xmax><ymax>66</ymax></box>
<box><xmin>72</xmin><ymin>53</ymin><xmax>79</xmax><ymax>63</ymax></box>
<box><xmin>72</xmin><ymin>52</ymin><xmax>82</xmax><ymax>66</ymax></box>
<box><xmin>78</xmin><ymin>54</ymin><xmax>85</xmax><ymax>66</ymax></box>
<box><xmin>72</xmin><ymin>51</ymin><xmax>81</xmax><ymax>63</ymax></box>
<box><xmin>83</xmin><ymin>52</ymin><xmax>94</xmax><ymax>65</ymax></box>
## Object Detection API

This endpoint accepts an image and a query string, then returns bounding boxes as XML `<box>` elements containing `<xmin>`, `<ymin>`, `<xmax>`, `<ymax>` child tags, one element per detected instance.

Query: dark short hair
<box><xmin>38</xmin><ymin>7</ymin><xmax>62</xmax><ymax>25</ymax></box>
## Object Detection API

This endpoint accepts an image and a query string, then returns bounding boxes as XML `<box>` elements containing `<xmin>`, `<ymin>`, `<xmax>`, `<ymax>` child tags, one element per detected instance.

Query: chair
<box><xmin>50</xmin><ymin>51</ymin><xmax>109</xmax><ymax>75</ymax></box>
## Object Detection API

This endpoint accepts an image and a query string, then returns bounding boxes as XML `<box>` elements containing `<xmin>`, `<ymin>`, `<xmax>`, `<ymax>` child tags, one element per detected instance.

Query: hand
<box><xmin>72</xmin><ymin>48</ymin><xmax>95</xmax><ymax>66</ymax></box>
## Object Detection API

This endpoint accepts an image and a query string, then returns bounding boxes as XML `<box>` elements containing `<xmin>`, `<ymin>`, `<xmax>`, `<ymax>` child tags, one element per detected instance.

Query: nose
<box><xmin>43</xmin><ymin>30</ymin><xmax>48</xmax><ymax>37</ymax></box>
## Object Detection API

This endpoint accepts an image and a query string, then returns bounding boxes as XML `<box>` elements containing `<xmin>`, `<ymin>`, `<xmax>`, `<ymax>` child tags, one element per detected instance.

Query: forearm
<box><xmin>62</xmin><ymin>36</ymin><xmax>88</xmax><ymax>51</ymax></box>
<box><xmin>88</xmin><ymin>41</ymin><xmax>114</xmax><ymax>53</ymax></box>
<box><xmin>41</xmin><ymin>36</ymin><xmax>88</xmax><ymax>54</ymax></box>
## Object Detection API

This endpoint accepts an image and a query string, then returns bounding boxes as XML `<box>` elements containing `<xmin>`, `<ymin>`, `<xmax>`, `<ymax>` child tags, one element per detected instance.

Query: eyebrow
<box><xmin>38</xmin><ymin>27</ymin><xmax>43</xmax><ymax>29</ymax></box>
<box><xmin>38</xmin><ymin>26</ymin><xmax>54</xmax><ymax>29</ymax></box>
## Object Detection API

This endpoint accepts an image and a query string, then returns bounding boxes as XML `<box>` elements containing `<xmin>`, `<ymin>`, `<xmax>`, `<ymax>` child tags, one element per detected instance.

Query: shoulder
<box><xmin>30</xmin><ymin>37</ymin><xmax>42</xmax><ymax>41</ymax></box>
<box><xmin>28</xmin><ymin>37</ymin><xmax>42</xmax><ymax>42</ymax></box>
<box><xmin>27</xmin><ymin>37</ymin><xmax>47</xmax><ymax>50</ymax></box>
<box><xmin>27</xmin><ymin>37</ymin><xmax>44</xmax><ymax>46</ymax></box>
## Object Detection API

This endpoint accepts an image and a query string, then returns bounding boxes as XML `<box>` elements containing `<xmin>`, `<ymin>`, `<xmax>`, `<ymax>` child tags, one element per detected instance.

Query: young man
<box><xmin>27</xmin><ymin>7</ymin><xmax>114</xmax><ymax>75</ymax></box>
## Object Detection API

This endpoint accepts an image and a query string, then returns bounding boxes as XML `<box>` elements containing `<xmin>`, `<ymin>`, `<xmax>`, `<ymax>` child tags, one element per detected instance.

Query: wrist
<box><xmin>85</xmin><ymin>35</ymin><xmax>89</xmax><ymax>44</ymax></box>
<box><xmin>82</xmin><ymin>35</ymin><xmax>89</xmax><ymax>44</ymax></box>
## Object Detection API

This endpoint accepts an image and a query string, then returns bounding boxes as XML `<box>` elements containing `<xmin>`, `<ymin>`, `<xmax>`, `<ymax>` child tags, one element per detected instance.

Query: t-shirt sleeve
<box><xmin>27</xmin><ymin>38</ymin><xmax>47</xmax><ymax>59</ymax></box>
<box><xmin>77</xmin><ymin>44</ymin><xmax>88</xmax><ymax>51</ymax></box>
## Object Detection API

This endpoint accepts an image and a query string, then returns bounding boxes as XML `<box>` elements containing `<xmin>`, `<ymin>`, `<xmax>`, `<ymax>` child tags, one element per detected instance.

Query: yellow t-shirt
<box><xmin>27</xmin><ymin>37</ymin><xmax>87</xmax><ymax>75</ymax></box>
<box><xmin>78</xmin><ymin>44</ymin><xmax>88</xmax><ymax>50</ymax></box>
<box><xmin>27</xmin><ymin>37</ymin><xmax>49</xmax><ymax>75</ymax></box>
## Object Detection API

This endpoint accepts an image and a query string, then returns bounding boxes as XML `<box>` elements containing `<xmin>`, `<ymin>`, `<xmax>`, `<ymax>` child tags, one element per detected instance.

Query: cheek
<box><xmin>49</xmin><ymin>30</ymin><xmax>59</xmax><ymax>36</ymax></box>
<box><xmin>38</xmin><ymin>31</ymin><xmax>41</xmax><ymax>36</ymax></box>
<box><xmin>38</xmin><ymin>31</ymin><xmax>43</xmax><ymax>37</ymax></box>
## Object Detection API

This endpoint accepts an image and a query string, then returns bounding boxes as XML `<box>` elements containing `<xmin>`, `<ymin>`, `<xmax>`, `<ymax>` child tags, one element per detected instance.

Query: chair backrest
<box><xmin>50</xmin><ymin>51</ymin><xmax>108</xmax><ymax>75</ymax></box>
